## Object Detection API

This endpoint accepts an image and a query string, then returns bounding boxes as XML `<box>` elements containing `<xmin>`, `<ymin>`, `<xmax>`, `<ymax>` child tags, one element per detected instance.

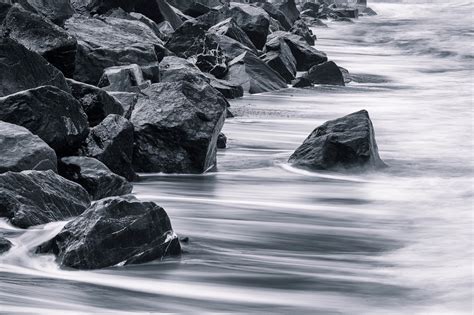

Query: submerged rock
<box><xmin>306</xmin><ymin>61</ymin><xmax>345</xmax><ymax>86</ymax></box>
<box><xmin>59</xmin><ymin>156</ymin><xmax>132</xmax><ymax>200</ymax></box>
<box><xmin>0</xmin><ymin>170</ymin><xmax>91</xmax><ymax>228</ymax></box>
<box><xmin>0</xmin><ymin>121</ymin><xmax>57</xmax><ymax>174</ymax></box>
<box><xmin>0</xmin><ymin>85</ymin><xmax>89</xmax><ymax>156</ymax></box>
<box><xmin>289</xmin><ymin>110</ymin><xmax>386</xmax><ymax>171</ymax></box>
<box><xmin>131</xmin><ymin>81</ymin><xmax>227</xmax><ymax>173</ymax></box>
<box><xmin>37</xmin><ymin>195</ymin><xmax>181</xmax><ymax>270</ymax></box>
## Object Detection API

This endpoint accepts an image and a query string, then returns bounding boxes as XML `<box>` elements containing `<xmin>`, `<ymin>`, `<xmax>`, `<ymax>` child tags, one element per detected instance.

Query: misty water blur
<box><xmin>0</xmin><ymin>1</ymin><xmax>472</xmax><ymax>314</ymax></box>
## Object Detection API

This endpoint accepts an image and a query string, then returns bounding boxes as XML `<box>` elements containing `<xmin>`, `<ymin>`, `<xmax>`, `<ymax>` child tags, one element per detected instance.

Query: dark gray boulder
<box><xmin>97</xmin><ymin>64</ymin><xmax>149</xmax><ymax>93</ymax></box>
<box><xmin>0</xmin><ymin>237</ymin><xmax>12</xmax><ymax>254</ymax></box>
<box><xmin>228</xmin><ymin>3</ymin><xmax>270</xmax><ymax>50</ymax></box>
<box><xmin>0</xmin><ymin>121</ymin><xmax>57</xmax><ymax>173</ymax></box>
<box><xmin>168</xmin><ymin>0</ymin><xmax>221</xmax><ymax>18</ymax></box>
<box><xmin>80</xmin><ymin>114</ymin><xmax>136</xmax><ymax>181</ymax></box>
<box><xmin>0</xmin><ymin>170</ymin><xmax>91</xmax><ymax>228</ymax></box>
<box><xmin>289</xmin><ymin>110</ymin><xmax>386</xmax><ymax>171</ymax></box>
<box><xmin>290</xmin><ymin>19</ymin><xmax>316</xmax><ymax>46</ymax></box>
<box><xmin>292</xmin><ymin>77</ymin><xmax>312</xmax><ymax>88</ymax></box>
<box><xmin>2</xmin><ymin>4</ymin><xmax>77</xmax><ymax>77</ymax></box>
<box><xmin>217</xmin><ymin>132</ymin><xmax>227</xmax><ymax>149</ymax></box>
<box><xmin>0</xmin><ymin>85</ymin><xmax>89</xmax><ymax>156</ymax></box>
<box><xmin>258</xmin><ymin>2</ymin><xmax>291</xmax><ymax>31</ymax></box>
<box><xmin>306</xmin><ymin>61</ymin><xmax>345</xmax><ymax>86</ymax></box>
<box><xmin>131</xmin><ymin>81</ymin><xmax>227</xmax><ymax>173</ymax></box>
<box><xmin>0</xmin><ymin>38</ymin><xmax>70</xmax><ymax>97</ymax></box>
<box><xmin>262</xmin><ymin>36</ymin><xmax>297</xmax><ymax>83</ymax></box>
<box><xmin>267</xmin><ymin>31</ymin><xmax>327</xmax><ymax>71</ymax></box>
<box><xmin>58</xmin><ymin>156</ymin><xmax>132</xmax><ymax>200</ymax></box>
<box><xmin>209</xmin><ymin>33</ymin><xmax>257</xmax><ymax>60</ymax></box>
<box><xmin>225</xmin><ymin>51</ymin><xmax>287</xmax><ymax>94</ymax></box>
<box><xmin>67</xmin><ymin>79</ymin><xmax>124</xmax><ymax>127</ymax></box>
<box><xmin>278</xmin><ymin>0</ymin><xmax>300</xmax><ymax>25</ymax></box>
<box><xmin>65</xmin><ymin>15</ymin><xmax>168</xmax><ymax>85</ymax></box>
<box><xmin>109</xmin><ymin>92</ymin><xmax>137</xmax><ymax>119</ymax></box>
<box><xmin>37</xmin><ymin>195</ymin><xmax>181</xmax><ymax>270</ymax></box>
<box><xmin>207</xmin><ymin>75</ymin><xmax>244</xmax><ymax>99</ymax></box>
<box><xmin>15</xmin><ymin>0</ymin><xmax>74</xmax><ymax>25</ymax></box>
<box><xmin>208</xmin><ymin>18</ymin><xmax>257</xmax><ymax>53</ymax></box>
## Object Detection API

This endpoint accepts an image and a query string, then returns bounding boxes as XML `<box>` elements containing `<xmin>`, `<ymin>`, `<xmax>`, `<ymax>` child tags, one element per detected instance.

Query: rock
<box><xmin>361</xmin><ymin>7</ymin><xmax>377</xmax><ymax>16</ymax></box>
<box><xmin>2</xmin><ymin>4</ymin><xmax>77</xmax><ymax>77</ymax></box>
<box><xmin>292</xmin><ymin>77</ymin><xmax>312</xmax><ymax>88</ymax></box>
<box><xmin>306</xmin><ymin>61</ymin><xmax>345</xmax><ymax>86</ymax></box>
<box><xmin>209</xmin><ymin>33</ymin><xmax>257</xmax><ymax>60</ymax></box>
<box><xmin>15</xmin><ymin>0</ymin><xmax>74</xmax><ymax>25</ymax></box>
<box><xmin>0</xmin><ymin>237</ymin><xmax>12</xmax><ymax>254</ymax></box>
<box><xmin>334</xmin><ymin>8</ymin><xmax>358</xmax><ymax>19</ymax></box>
<box><xmin>37</xmin><ymin>195</ymin><xmax>181</xmax><ymax>270</ymax></box>
<box><xmin>80</xmin><ymin>114</ymin><xmax>136</xmax><ymax>181</ymax></box>
<box><xmin>207</xmin><ymin>75</ymin><xmax>244</xmax><ymax>99</ymax></box>
<box><xmin>65</xmin><ymin>15</ymin><xmax>168</xmax><ymax>85</ymax></box>
<box><xmin>0</xmin><ymin>121</ymin><xmax>57</xmax><ymax>173</ymax></box>
<box><xmin>0</xmin><ymin>38</ymin><xmax>70</xmax><ymax>97</ymax></box>
<box><xmin>301</xmin><ymin>2</ymin><xmax>320</xmax><ymax>13</ymax></box>
<box><xmin>258</xmin><ymin>2</ymin><xmax>291</xmax><ymax>31</ymax></box>
<box><xmin>262</xmin><ymin>36</ymin><xmax>297</xmax><ymax>83</ymax></box>
<box><xmin>0</xmin><ymin>85</ymin><xmax>89</xmax><ymax>156</ymax></box>
<box><xmin>269</xmin><ymin>16</ymin><xmax>284</xmax><ymax>32</ymax></box>
<box><xmin>208</xmin><ymin>18</ymin><xmax>257</xmax><ymax>53</ymax></box>
<box><xmin>289</xmin><ymin>110</ymin><xmax>386</xmax><ymax>171</ymax></box>
<box><xmin>159</xmin><ymin>56</ymin><xmax>209</xmax><ymax>84</ymax></box>
<box><xmin>278</xmin><ymin>0</ymin><xmax>300</xmax><ymax>25</ymax></box>
<box><xmin>67</xmin><ymin>79</ymin><xmax>124</xmax><ymax>127</ymax></box>
<box><xmin>97</xmin><ymin>64</ymin><xmax>149</xmax><ymax>93</ymax></box>
<box><xmin>224</xmin><ymin>51</ymin><xmax>287</xmax><ymax>94</ymax></box>
<box><xmin>109</xmin><ymin>92</ymin><xmax>137</xmax><ymax>119</ymax></box>
<box><xmin>140</xmin><ymin>62</ymin><xmax>160</xmax><ymax>84</ymax></box>
<box><xmin>168</xmin><ymin>0</ymin><xmax>221</xmax><ymax>18</ymax></box>
<box><xmin>131</xmin><ymin>81</ymin><xmax>227</xmax><ymax>173</ymax></box>
<box><xmin>0</xmin><ymin>170</ymin><xmax>91</xmax><ymax>228</ymax></box>
<box><xmin>267</xmin><ymin>31</ymin><xmax>327</xmax><ymax>71</ymax></box>
<box><xmin>290</xmin><ymin>19</ymin><xmax>316</xmax><ymax>46</ymax></box>
<box><xmin>58</xmin><ymin>156</ymin><xmax>132</xmax><ymax>200</ymax></box>
<box><xmin>228</xmin><ymin>3</ymin><xmax>270</xmax><ymax>50</ymax></box>
<box><xmin>217</xmin><ymin>132</ymin><xmax>227</xmax><ymax>149</ymax></box>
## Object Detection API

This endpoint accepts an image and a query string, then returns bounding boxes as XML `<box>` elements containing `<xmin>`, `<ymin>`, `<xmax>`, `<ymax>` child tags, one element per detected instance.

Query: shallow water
<box><xmin>1</xmin><ymin>1</ymin><xmax>473</xmax><ymax>314</ymax></box>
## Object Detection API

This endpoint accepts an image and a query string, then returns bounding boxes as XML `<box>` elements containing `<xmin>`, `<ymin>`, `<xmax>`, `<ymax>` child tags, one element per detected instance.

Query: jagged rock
<box><xmin>58</xmin><ymin>156</ymin><xmax>132</xmax><ymax>200</ymax></box>
<box><xmin>97</xmin><ymin>64</ymin><xmax>149</xmax><ymax>92</ymax></box>
<box><xmin>269</xmin><ymin>16</ymin><xmax>284</xmax><ymax>32</ymax></box>
<box><xmin>278</xmin><ymin>0</ymin><xmax>300</xmax><ymax>25</ymax></box>
<box><xmin>289</xmin><ymin>110</ymin><xmax>386</xmax><ymax>171</ymax></box>
<box><xmin>0</xmin><ymin>170</ymin><xmax>91</xmax><ymax>228</ymax></box>
<box><xmin>141</xmin><ymin>62</ymin><xmax>160</xmax><ymax>84</ymax></box>
<box><xmin>67</xmin><ymin>79</ymin><xmax>124</xmax><ymax>127</ymax></box>
<box><xmin>217</xmin><ymin>132</ymin><xmax>227</xmax><ymax>149</ymax></box>
<box><xmin>0</xmin><ymin>38</ymin><xmax>70</xmax><ymax>97</ymax></box>
<box><xmin>109</xmin><ymin>92</ymin><xmax>137</xmax><ymax>119</ymax></box>
<box><xmin>228</xmin><ymin>3</ymin><xmax>270</xmax><ymax>50</ymax></box>
<box><xmin>262</xmin><ymin>36</ymin><xmax>297</xmax><ymax>83</ymax></box>
<box><xmin>81</xmin><ymin>114</ymin><xmax>136</xmax><ymax>181</ymax></box>
<box><xmin>0</xmin><ymin>121</ymin><xmax>57</xmax><ymax>173</ymax></box>
<box><xmin>258</xmin><ymin>2</ymin><xmax>291</xmax><ymax>31</ymax></box>
<box><xmin>292</xmin><ymin>77</ymin><xmax>312</xmax><ymax>88</ymax></box>
<box><xmin>0</xmin><ymin>86</ymin><xmax>89</xmax><ymax>156</ymax></box>
<box><xmin>334</xmin><ymin>8</ymin><xmax>358</xmax><ymax>19</ymax></box>
<box><xmin>0</xmin><ymin>237</ymin><xmax>12</xmax><ymax>255</ymax></box>
<box><xmin>306</xmin><ymin>61</ymin><xmax>345</xmax><ymax>86</ymax></box>
<box><xmin>15</xmin><ymin>0</ymin><xmax>74</xmax><ymax>24</ymax></box>
<box><xmin>209</xmin><ymin>33</ymin><xmax>257</xmax><ymax>60</ymax></box>
<box><xmin>290</xmin><ymin>19</ymin><xmax>316</xmax><ymax>46</ymax></box>
<box><xmin>131</xmin><ymin>81</ymin><xmax>227</xmax><ymax>173</ymax></box>
<box><xmin>2</xmin><ymin>4</ymin><xmax>77</xmax><ymax>76</ymax></box>
<box><xmin>37</xmin><ymin>195</ymin><xmax>181</xmax><ymax>269</ymax></box>
<box><xmin>267</xmin><ymin>31</ymin><xmax>327</xmax><ymax>71</ymax></box>
<box><xmin>65</xmin><ymin>15</ymin><xmax>168</xmax><ymax>85</ymax></box>
<box><xmin>225</xmin><ymin>51</ymin><xmax>287</xmax><ymax>94</ymax></box>
<box><xmin>207</xmin><ymin>75</ymin><xmax>243</xmax><ymax>99</ymax></box>
<box><xmin>208</xmin><ymin>18</ymin><xmax>257</xmax><ymax>53</ymax></box>
<box><xmin>168</xmin><ymin>0</ymin><xmax>221</xmax><ymax>18</ymax></box>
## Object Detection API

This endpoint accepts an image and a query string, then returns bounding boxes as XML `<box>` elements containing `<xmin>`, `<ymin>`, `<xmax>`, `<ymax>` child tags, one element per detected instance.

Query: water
<box><xmin>1</xmin><ymin>1</ymin><xmax>473</xmax><ymax>314</ymax></box>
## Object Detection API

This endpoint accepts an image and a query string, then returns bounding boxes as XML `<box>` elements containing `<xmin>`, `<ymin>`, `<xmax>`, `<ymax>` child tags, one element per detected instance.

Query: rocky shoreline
<box><xmin>0</xmin><ymin>0</ymin><xmax>381</xmax><ymax>270</ymax></box>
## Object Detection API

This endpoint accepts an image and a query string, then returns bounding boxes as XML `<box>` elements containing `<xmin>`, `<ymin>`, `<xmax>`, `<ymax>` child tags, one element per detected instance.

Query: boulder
<box><xmin>208</xmin><ymin>18</ymin><xmax>257</xmax><ymax>53</ymax></box>
<box><xmin>0</xmin><ymin>121</ymin><xmax>57</xmax><ymax>173</ymax></box>
<box><xmin>80</xmin><ymin>114</ymin><xmax>136</xmax><ymax>181</ymax></box>
<box><xmin>258</xmin><ymin>2</ymin><xmax>291</xmax><ymax>31</ymax></box>
<box><xmin>168</xmin><ymin>0</ymin><xmax>222</xmax><ymax>18</ymax></box>
<box><xmin>267</xmin><ymin>31</ymin><xmax>327</xmax><ymax>71</ymax></box>
<box><xmin>290</xmin><ymin>19</ymin><xmax>316</xmax><ymax>46</ymax></box>
<box><xmin>2</xmin><ymin>4</ymin><xmax>77</xmax><ymax>77</ymax></box>
<box><xmin>15</xmin><ymin>0</ymin><xmax>74</xmax><ymax>24</ymax></box>
<box><xmin>361</xmin><ymin>7</ymin><xmax>377</xmax><ymax>16</ymax></box>
<box><xmin>65</xmin><ymin>15</ymin><xmax>168</xmax><ymax>85</ymax></box>
<box><xmin>262</xmin><ymin>36</ymin><xmax>297</xmax><ymax>83</ymax></box>
<box><xmin>109</xmin><ymin>92</ymin><xmax>137</xmax><ymax>119</ymax></box>
<box><xmin>209</xmin><ymin>33</ymin><xmax>257</xmax><ymax>60</ymax></box>
<box><xmin>0</xmin><ymin>237</ymin><xmax>12</xmax><ymax>254</ymax></box>
<box><xmin>292</xmin><ymin>77</ymin><xmax>312</xmax><ymax>88</ymax></box>
<box><xmin>0</xmin><ymin>38</ymin><xmax>70</xmax><ymax>97</ymax></box>
<box><xmin>278</xmin><ymin>0</ymin><xmax>300</xmax><ymax>25</ymax></box>
<box><xmin>306</xmin><ymin>61</ymin><xmax>345</xmax><ymax>86</ymax></box>
<box><xmin>97</xmin><ymin>64</ymin><xmax>149</xmax><ymax>93</ymax></box>
<box><xmin>0</xmin><ymin>85</ymin><xmax>89</xmax><ymax>156</ymax></box>
<box><xmin>0</xmin><ymin>170</ymin><xmax>91</xmax><ymax>228</ymax></box>
<box><xmin>301</xmin><ymin>2</ymin><xmax>320</xmax><ymax>12</ymax></box>
<box><xmin>334</xmin><ymin>8</ymin><xmax>358</xmax><ymax>19</ymax></box>
<box><xmin>217</xmin><ymin>132</ymin><xmax>227</xmax><ymax>149</ymax></box>
<box><xmin>289</xmin><ymin>110</ymin><xmax>386</xmax><ymax>171</ymax></box>
<box><xmin>224</xmin><ymin>51</ymin><xmax>287</xmax><ymax>94</ymax></box>
<box><xmin>131</xmin><ymin>81</ymin><xmax>227</xmax><ymax>173</ymax></box>
<box><xmin>207</xmin><ymin>75</ymin><xmax>244</xmax><ymax>99</ymax></box>
<box><xmin>58</xmin><ymin>156</ymin><xmax>132</xmax><ymax>200</ymax></box>
<box><xmin>228</xmin><ymin>3</ymin><xmax>270</xmax><ymax>50</ymax></box>
<box><xmin>37</xmin><ymin>195</ymin><xmax>181</xmax><ymax>270</ymax></box>
<box><xmin>67</xmin><ymin>79</ymin><xmax>124</xmax><ymax>127</ymax></box>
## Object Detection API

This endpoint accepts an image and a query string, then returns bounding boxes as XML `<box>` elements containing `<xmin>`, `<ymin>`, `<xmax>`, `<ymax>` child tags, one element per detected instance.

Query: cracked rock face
<box><xmin>37</xmin><ymin>195</ymin><xmax>181</xmax><ymax>270</ymax></box>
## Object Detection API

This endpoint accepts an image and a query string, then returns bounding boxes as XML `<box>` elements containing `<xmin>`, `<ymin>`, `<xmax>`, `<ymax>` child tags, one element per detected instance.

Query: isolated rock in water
<box><xmin>0</xmin><ymin>237</ymin><xmax>12</xmax><ymax>254</ymax></box>
<box><xmin>2</xmin><ymin>4</ymin><xmax>77</xmax><ymax>77</ymax></box>
<box><xmin>289</xmin><ymin>110</ymin><xmax>386</xmax><ymax>171</ymax></box>
<box><xmin>59</xmin><ymin>156</ymin><xmax>132</xmax><ymax>200</ymax></box>
<box><xmin>208</xmin><ymin>18</ymin><xmax>257</xmax><ymax>53</ymax></box>
<box><xmin>0</xmin><ymin>121</ymin><xmax>57</xmax><ymax>174</ymax></box>
<box><xmin>0</xmin><ymin>86</ymin><xmax>89</xmax><ymax>156</ymax></box>
<box><xmin>278</xmin><ymin>0</ymin><xmax>300</xmax><ymax>25</ymax></box>
<box><xmin>262</xmin><ymin>36</ymin><xmax>297</xmax><ymax>83</ymax></box>
<box><xmin>65</xmin><ymin>15</ymin><xmax>167</xmax><ymax>85</ymax></box>
<box><xmin>81</xmin><ymin>114</ymin><xmax>136</xmax><ymax>181</ymax></box>
<box><xmin>67</xmin><ymin>79</ymin><xmax>124</xmax><ymax>127</ymax></box>
<box><xmin>228</xmin><ymin>3</ymin><xmax>270</xmax><ymax>50</ymax></box>
<box><xmin>217</xmin><ymin>133</ymin><xmax>227</xmax><ymax>149</ymax></box>
<box><xmin>225</xmin><ymin>51</ymin><xmax>287</xmax><ymax>94</ymax></box>
<box><xmin>131</xmin><ymin>82</ymin><xmax>227</xmax><ymax>173</ymax></box>
<box><xmin>97</xmin><ymin>64</ymin><xmax>149</xmax><ymax>93</ymax></box>
<box><xmin>0</xmin><ymin>38</ymin><xmax>70</xmax><ymax>97</ymax></box>
<box><xmin>306</xmin><ymin>61</ymin><xmax>345</xmax><ymax>86</ymax></box>
<box><xmin>16</xmin><ymin>0</ymin><xmax>74</xmax><ymax>24</ymax></box>
<box><xmin>292</xmin><ymin>77</ymin><xmax>312</xmax><ymax>88</ymax></box>
<box><xmin>267</xmin><ymin>31</ymin><xmax>327</xmax><ymax>71</ymax></box>
<box><xmin>290</xmin><ymin>19</ymin><xmax>316</xmax><ymax>46</ymax></box>
<box><xmin>258</xmin><ymin>2</ymin><xmax>291</xmax><ymax>31</ymax></box>
<box><xmin>109</xmin><ymin>92</ymin><xmax>137</xmax><ymax>119</ymax></box>
<box><xmin>0</xmin><ymin>170</ymin><xmax>91</xmax><ymax>228</ymax></box>
<box><xmin>37</xmin><ymin>195</ymin><xmax>181</xmax><ymax>270</ymax></box>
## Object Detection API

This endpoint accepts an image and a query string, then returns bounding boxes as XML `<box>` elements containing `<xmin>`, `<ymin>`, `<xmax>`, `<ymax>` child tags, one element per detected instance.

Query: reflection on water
<box><xmin>1</xmin><ymin>1</ymin><xmax>472</xmax><ymax>314</ymax></box>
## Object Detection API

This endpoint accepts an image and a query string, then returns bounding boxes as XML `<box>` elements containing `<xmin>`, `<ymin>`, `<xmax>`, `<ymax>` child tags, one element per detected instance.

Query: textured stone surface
<box><xmin>306</xmin><ymin>61</ymin><xmax>345</xmax><ymax>86</ymax></box>
<box><xmin>263</xmin><ymin>36</ymin><xmax>297</xmax><ymax>83</ymax></box>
